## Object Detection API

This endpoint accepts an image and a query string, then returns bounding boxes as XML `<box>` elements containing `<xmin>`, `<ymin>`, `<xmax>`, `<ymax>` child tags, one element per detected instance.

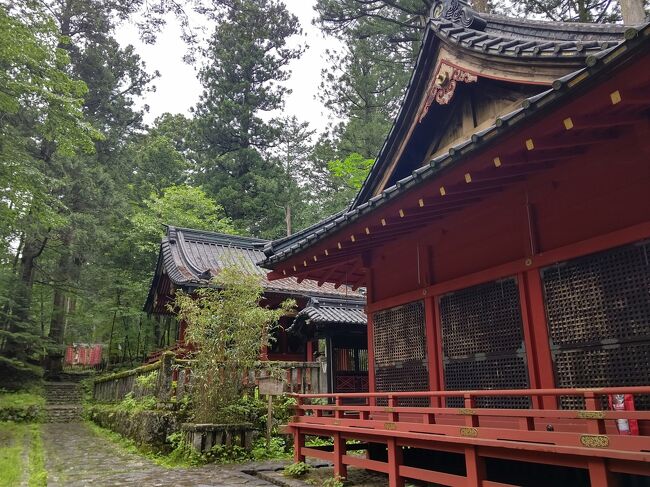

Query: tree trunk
<box><xmin>285</xmin><ymin>205</ymin><xmax>292</xmax><ymax>236</ymax></box>
<box><xmin>619</xmin><ymin>0</ymin><xmax>646</xmax><ymax>23</ymax></box>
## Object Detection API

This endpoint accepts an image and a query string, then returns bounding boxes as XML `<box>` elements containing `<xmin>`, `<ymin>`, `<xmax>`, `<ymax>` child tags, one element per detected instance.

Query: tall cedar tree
<box><xmin>270</xmin><ymin>116</ymin><xmax>316</xmax><ymax>236</ymax></box>
<box><xmin>193</xmin><ymin>0</ymin><xmax>303</xmax><ymax>238</ymax></box>
<box><xmin>0</xmin><ymin>5</ymin><xmax>97</xmax><ymax>381</ymax></box>
<box><xmin>2</xmin><ymin>0</ymin><xmax>159</xmax><ymax>373</ymax></box>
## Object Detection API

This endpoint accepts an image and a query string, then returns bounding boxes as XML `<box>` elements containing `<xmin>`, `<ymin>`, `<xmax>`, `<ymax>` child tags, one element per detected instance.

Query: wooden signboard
<box><xmin>258</xmin><ymin>377</ymin><xmax>284</xmax><ymax>396</ymax></box>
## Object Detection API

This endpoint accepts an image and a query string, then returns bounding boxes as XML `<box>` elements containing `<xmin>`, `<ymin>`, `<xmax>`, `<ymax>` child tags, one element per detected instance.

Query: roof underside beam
<box><xmin>269</xmin><ymin>54</ymin><xmax>650</xmax><ymax>285</ymax></box>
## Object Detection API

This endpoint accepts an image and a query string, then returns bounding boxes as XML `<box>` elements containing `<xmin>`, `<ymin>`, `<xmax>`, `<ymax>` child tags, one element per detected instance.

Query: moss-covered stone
<box><xmin>86</xmin><ymin>405</ymin><xmax>179</xmax><ymax>448</ymax></box>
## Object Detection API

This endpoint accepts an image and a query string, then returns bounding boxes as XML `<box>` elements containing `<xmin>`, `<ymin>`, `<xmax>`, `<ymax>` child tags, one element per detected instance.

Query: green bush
<box><xmin>283</xmin><ymin>461</ymin><xmax>312</xmax><ymax>478</ymax></box>
<box><xmin>135</xmin><ymin>371</ymin><xmax>158</xmax><ymax>392</ymax></box>
<box><xmin>321</xmin><ymin>475</ymin><xmax>345</xmax><ymax>487</ymax></box>
<box><xmin>0</xmin><ymin>391</ymin><xmax>44</xmax><ymax>423</ymax></box>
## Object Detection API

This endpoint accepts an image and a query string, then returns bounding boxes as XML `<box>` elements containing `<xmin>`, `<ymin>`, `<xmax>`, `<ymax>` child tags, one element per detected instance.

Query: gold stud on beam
<box><xmin>380</xmin><ymin>218</ymin><xmax>386</xmax><ymax>226</ymax></box>
<box><xmin>313</xmin><ymin>255</ymin><xmax>318</xmax><ymax>262</ymax></box>
<box><xmin>292</xmin><ymin>265</ymin><xmax>297</xmax><ymax>272</ymax></box>
<box><xmin>350</xmin><ymin>235</ymin><xmax>356</xmax><ymax>242</ymax></box>
<box><xmin>418</xmin><ymin>198</ymin><xmax>424</xmax><ymax>207</ymax></box>
<box><xmin>525</xmin><ymin>139</ymin><xmax>534</xmax><ymax>151</ymax></box>
<box><xmin>365</xmin><ymin>227</ymin><xmax>370</xmax><ymax>235</ymax></box>
<box><xmin>439</xmin><ymin>186</ymin><xmax>446</xmax><ymax>196</ymax></box>
<box><xmin>324</xmin><ymin>249</ymin><xmax>329</xmax><ymax>256</ymax></box>
<box><xmin>610</xmin><ymin>90</ymin><xmax>621</xmax><ymax>105</ymax></box>
<box><xmin>303</xmin><ymin>260</ymin><xmax>307</xmax><ymax>267</ymax></box>
<box><xmin>282</xmin><ymin>269</ymin><xmax>287</xmax><ymax>276</ymax></box>
<box><xmin>337</xmin><ymin>242</ymin><xmax>342</xmax><ymax>249</ymax></box>
<box><xmin>464</xmin><ymin>173</ymin><xmax>472</xmax><ymax>183</ymax></box>
<box><xmin>563</xmin><ymin>117</ymin><xmax>574</xmax><ymax>130</ymax></box>
<box><xmin>493</xmin><ymin>157</ymin><xmax>502</xmax><ymax>167</ymax></box>
<box><xmin>399</xmin><ymin>209</ymin><xmax>405</xmax><ymax>218</ymax></box>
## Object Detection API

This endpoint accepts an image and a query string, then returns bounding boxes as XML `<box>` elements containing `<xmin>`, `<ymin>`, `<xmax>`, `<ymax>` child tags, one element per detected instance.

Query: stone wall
<box><xmin>86</xmin><ymin>405</ymin><xmax>179</xmax><ymax>447</ymax></box>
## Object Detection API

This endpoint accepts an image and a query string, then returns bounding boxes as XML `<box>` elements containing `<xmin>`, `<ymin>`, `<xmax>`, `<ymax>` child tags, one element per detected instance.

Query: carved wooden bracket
<box><xmin>419</xmin><ymin>62</ymin><xmax>478</xmax><ymax>122</ymax></box>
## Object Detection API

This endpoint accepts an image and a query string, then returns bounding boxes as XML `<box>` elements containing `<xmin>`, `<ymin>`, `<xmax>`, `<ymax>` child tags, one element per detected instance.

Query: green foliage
<box><xmin>87</xmin><ymin>421</ymin><xmax>193</xmax><ymax>468</ymax></box>
<box><xmin>193</xmin><ymin>0</ymin><xmax>305</xmax><ymax>237</ymax></box>
<box><xmin>175</xmin><ymin>266</ymin><xmax>295</xmax><ymax>423</ymax></box>
<box><xmin>328</xmin><ymin>153</ymin><xmax>374</xmax><ymax>192</ymax></box>
<box><xmin>118</xmin><ymin>393</ymin><xmax>157</xmax><ymax>413</ymax></box>
<box><xmin>0</xmin><ymin>391</ymin><xmax>45</xmax><ymax>423</ymax></box>
<box><xmin>130</xmin><ymin>184</ymin><xmax>235</xmax><ymax>259</ymax></box>
<box><xmin>321</xmin><ymin>475</ymin><xmax>345</xmax><ymax>487</ymax></box>
<box><xmin>135</xmin><ymin>371</ymin><xmax>158</xmax><ymax>390</ymax></box>
<box><xmin>250</xmin><ymin>436</ymin><xmax>291</xmax><ymax>461</ymax></box>
<box><xmin>283</xmin><ymin>461</ymin><xmax>312</xmax><ymax>478</ymax></box>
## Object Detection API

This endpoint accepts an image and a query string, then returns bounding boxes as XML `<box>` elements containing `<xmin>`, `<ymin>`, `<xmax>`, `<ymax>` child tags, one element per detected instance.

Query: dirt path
<box><xmin>42</xmin><ymin>423</ymin><xmax>277</xmax><ymax>486</ymax></box>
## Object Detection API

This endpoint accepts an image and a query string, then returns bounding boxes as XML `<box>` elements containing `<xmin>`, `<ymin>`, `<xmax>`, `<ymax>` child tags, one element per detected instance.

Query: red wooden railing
<box><xmin>289</xmin><ymin>387</ymin><xmax>650</xmax><ymax>487</ymax></box>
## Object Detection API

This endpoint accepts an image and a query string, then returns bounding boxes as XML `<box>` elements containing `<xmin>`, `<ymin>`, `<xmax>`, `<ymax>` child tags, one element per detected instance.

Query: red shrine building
<box><xmin>261</xmin><ymin>2</ymin><xmax>650</xmax><ymax>485</ymax></box>
<box><xmin>144</xmin><ymin>226</ymin><xmax>367</xmax><ymax>393</ymax></box>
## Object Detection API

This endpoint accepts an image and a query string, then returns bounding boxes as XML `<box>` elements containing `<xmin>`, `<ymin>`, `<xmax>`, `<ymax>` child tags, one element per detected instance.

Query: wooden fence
<box><xmin>93</xmin><ymin>355</ymin><xmax>325</xmax><ymax>403</ymax></box>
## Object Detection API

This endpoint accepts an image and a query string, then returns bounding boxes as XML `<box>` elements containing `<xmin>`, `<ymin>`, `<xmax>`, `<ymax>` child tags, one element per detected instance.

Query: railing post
<box><xmin>293</xmin><ymin>428</ymin><xmax>305</xmax><ymax>463</ymax></box>
<box><xmin>335</xmin><ymin>395</ymin><xmax>343</xmax><ymax>420</ymax></box>
<box><xmin>387</xmin><ymin>437</ymin><xmax>404</xmax><ymax>487</ymax></box>
<box><xmin>426</xmin><ymin>394</ymin><xmax>436</xmax><ymax>424</ymax></box>
<box><xmin>293</xmin><ymin>396</ymin><xmax>305</xmax><ymax>463</ymax></box>
<box><xmin>387</xmin><ymin>395</ymin><xmax>398</xmax><ymax>423</ymax></box>
<box><xmin>333</xmin><ymin>432</ymin><xmax>347</xmax><ymax>479</ymax></box>
<box><xmin>361</xmin><ymin>395</ymin><xmax>370</xmax><ymax>420</ymax></box>
<box><xmin>584</xmin><ymin>391</ymin><xmax>606</xmax><ymax>434</ymax></box>
<box><xmin>157</xmin><ymin>352</ymin><xmax>174</xmax><ymax>403</ymax></box>
<box><xmin>588</xmin><ymin>458</ymin><xmax>616</xmax><ymax>487</ymax></box>
<box><xmin>465</xmin><ymin>445</ymin><xmax>486</xmax><ymax>487</ymax></box>
<box><xmin>464</xmin><ymin>394</ymin><xmax>479</xmax><ymax>427</ymax></box>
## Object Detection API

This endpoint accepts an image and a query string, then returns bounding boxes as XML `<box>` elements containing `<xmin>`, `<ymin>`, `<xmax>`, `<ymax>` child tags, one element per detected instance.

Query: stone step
<box><xmin>44</xmin><ymin>405</ymin><xmax>83</xmax><ymax>423</ymax></box>
<box><xmin>44</xmin><ymin>382</ymin><xmax>82</xmax><ymax>405</ymax></box>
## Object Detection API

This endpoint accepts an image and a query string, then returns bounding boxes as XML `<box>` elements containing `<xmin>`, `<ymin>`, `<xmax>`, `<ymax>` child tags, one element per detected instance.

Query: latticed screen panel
<box><xmin>553</xmin><ymin>343</ymin><xmax>650</xmax><ymax>409</ymax></box>
<box><xmin>373</xmin><ymin>301</ymin><xmax>429</xmax><ymax>406</ymax></box>
<box><xmin>440</xmin><ymin>278</ymin><xmax>530</xmax><ymax>408</ymax></box>
<box><xmin>541</xmin><ymin>241</ymin><xmax>650</xmax><ymax>410</ymax></box>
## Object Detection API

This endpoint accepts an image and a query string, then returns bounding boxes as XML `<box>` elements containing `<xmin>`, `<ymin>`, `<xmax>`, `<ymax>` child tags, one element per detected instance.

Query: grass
<box><xmin>0</xmin><ymin>391</ymin><xmax>45</xmax><ymax>409</ymax></box>
<box><xmin>0</xmin><ymin>422</ymin><xmax>47</xmax><ymax>487</ymax></box>
<box><xmin>84</xmin><ymin>421</ymin><xmax>192</xmax><ymax>468</ymax></box>
<box><xmin>0</xmin><ymin>389</ymin><xmax>45</xmax><ymax>423</ymax></box>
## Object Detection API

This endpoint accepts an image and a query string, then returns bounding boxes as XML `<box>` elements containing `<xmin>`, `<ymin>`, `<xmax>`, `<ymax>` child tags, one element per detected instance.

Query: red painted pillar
<box><xmin>464</xmin><ymin>446</ymin><xmax>486</xmax><ymax>487</ymax></box>
<box><xmin>387</xmin><ymin>438</ymin><xmax>404</xmax><ymax>487</ymax></box>
<box><xmin>588</xmin><ymin>459</ymin><xmax>616</xmax><ymax>487</ymax></box>
<box><xmin>293</xmin><ymin>396</ymin><xmax>305</xmax><ymax>463</ymax></box>
<box><xmin>365</xmin><ymin>266</ymin><xmax>376</xmax><ymax>408</ymax></box>
<box><xmin>520</xmin><ymin>269</ymin><xmax>556</xmax><ymax>409</ymax></box>
<box><xmin>424</xmin><ymin>295</ymin><xmax>441</xmax><ymax>406</ymax></box>
<box><xmin>306</xmin><ymin>340</ymin><xmax>314</xmax><ymax>361</ymax></box>
<box><xmin>333</xmin><ymin>432</ymin><xmax>347</xmax><ymax>479</ymax></box>
<box><xmin>293</xmin><ymin>429</ymin><xmax>305</xmax><ymax>463</ymax></box>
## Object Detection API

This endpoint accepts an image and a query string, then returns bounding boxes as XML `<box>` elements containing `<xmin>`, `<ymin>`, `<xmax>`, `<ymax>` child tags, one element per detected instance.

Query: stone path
<box><xmin>42</xmin><ymin>423</ymin><xmax>276</xmax><ymax>486</ymax></box>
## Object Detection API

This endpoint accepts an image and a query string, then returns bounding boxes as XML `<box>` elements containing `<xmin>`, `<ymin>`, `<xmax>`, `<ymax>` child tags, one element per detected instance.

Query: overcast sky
<box><xmin>115</xmin><ymin>0</ymin><xmax>340</xmax><ymax>133</ymax></box>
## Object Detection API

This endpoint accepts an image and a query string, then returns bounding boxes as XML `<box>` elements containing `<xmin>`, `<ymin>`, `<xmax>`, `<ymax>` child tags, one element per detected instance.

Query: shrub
<box><xmin>321</xmin><ymin>475</ymin><xmax>345</xmax><ymax>487</ymax></box>
<box><xmin>283</xmin><ymin>461</ymin><xmax>312</xmax><ymax>478</ymax></box>
<box><xmin>174</xmin><ymin>266</ymin><xmax>294</xmax><ymax>423</ymax></box>
<box><xmin>0</xmin><ymin>391</ymin><xmax>44</xmax><ymax>423</ymax></box>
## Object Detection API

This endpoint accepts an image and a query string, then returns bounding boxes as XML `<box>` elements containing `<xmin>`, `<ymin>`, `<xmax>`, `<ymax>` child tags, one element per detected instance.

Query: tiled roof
<box><xmin>160</xmin><ymin>226</ymin><xmax>362</xmax><ymax>299</ymax></box>
<box><xmin>261</xmin><ymin>22</ymin><xmax>650</xmax><ymax>267</ymax></box>
<box><xmin>296</xmin><ymin>297</ymin><xmax>367</xmax><ymax>326</ymax></box>
<box><xmin>351</xmin><ymin>1</ymin><xmax>633</xmax><ymax>208</ymax></box>
<box><xmin>432</xmin><ymin>15</ymin><xmax>624</xmax><ymax>58</ymax></box>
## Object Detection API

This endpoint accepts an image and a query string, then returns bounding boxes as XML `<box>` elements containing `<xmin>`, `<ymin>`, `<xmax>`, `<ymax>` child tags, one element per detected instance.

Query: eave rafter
<box><xmin>272</xmin><ymin>63</ymin><xmax>650</xmax><ymax>287</ymax></box>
